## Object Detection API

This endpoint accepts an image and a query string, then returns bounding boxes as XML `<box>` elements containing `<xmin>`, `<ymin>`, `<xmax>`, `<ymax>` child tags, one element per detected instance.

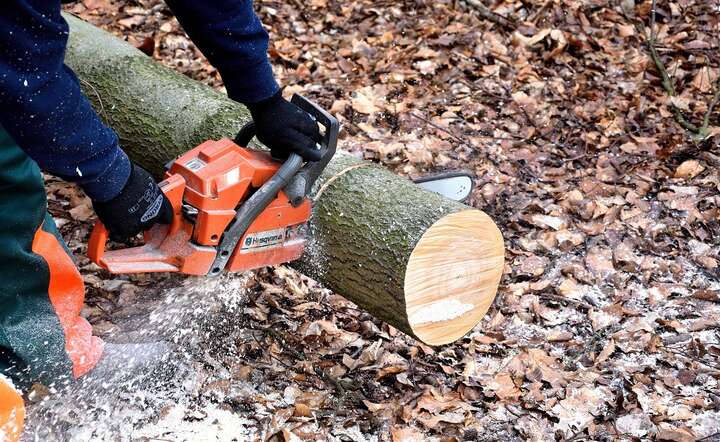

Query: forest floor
<box><xmin>24</xmin><ymin>0</ymin><xmax>720</xmax><ymax>441</ymax></box>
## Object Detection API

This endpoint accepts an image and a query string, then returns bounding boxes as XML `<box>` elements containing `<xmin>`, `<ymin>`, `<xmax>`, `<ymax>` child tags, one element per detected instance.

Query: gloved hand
<box><xmin>245</xmin><ymin>91</ymin><xmax>322</xmax><ymax>161</ymax></box>
<box><xmin>92</xmin><ymin>164</ymin><xmax>173</xmax><ymax>242</ymax></box>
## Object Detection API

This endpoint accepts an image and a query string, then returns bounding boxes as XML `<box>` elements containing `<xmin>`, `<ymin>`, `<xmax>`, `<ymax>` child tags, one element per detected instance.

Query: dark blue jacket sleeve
<box><xmin>165</xmin><ymin>0</ymin><xmax>279</xmax><ymax>104</ymax></box>
<box><xmin>0</xmin><ymin>1</ymin><xmax>132</xmax><ymax>202</ymax></box>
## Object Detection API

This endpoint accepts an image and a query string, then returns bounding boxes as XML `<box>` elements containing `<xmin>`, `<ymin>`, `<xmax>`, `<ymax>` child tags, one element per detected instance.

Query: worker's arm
<box><xmin>0</xmin><ymin>1</ymin><xmax>170</xmax><ymax>239</ymax></box>
<box><xmin>166</xmin><ymin>0</ymin><xmax>322</xmax><ymax>161</ymax></box>
<box><xmin>0</xmin><ymin>0</ymin><xmax>131</xmax><ymax>202</ymax></box>
<box><xmin>164</xmin><ymin>0</ymin><xmax>279</xmax><ymax>104</ymax></box>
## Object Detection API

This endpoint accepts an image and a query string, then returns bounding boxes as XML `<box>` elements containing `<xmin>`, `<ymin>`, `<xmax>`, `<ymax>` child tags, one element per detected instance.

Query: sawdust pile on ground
<box><xmin>39</xmin><ymin>0</ymin><xmax>720</xmax><ymax>440</ymax></box>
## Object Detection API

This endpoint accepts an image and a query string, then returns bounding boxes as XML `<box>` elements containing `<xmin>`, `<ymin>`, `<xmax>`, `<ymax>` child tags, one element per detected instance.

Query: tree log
<box><xmin>64</xmin><ymin>14</ymin><xmax>505</xmax><ymax>345</ymax></box>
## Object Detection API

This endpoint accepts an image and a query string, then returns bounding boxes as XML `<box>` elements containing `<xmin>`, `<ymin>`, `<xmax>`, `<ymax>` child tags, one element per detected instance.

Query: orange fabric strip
<box><xmin>0</xmin><ymin>376</ymin><xmax>24</xmax><ymax>442</ymax></box>
<box><xmin>31</xmin><ymin>227</ymin><xmax>103</xmax><ymax>379</ymax></box>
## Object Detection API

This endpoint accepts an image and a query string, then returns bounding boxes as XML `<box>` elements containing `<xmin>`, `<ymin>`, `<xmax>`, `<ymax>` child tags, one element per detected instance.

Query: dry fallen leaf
<box><xmin>351</xmin><ymin>86</ymin><xmax>385</xmax><ymax>114</ymax></box>
<box><xmin>585</xmin><ymin>247</ymin><xmax>614</xmax><ymax>278</ymax></box>
<box><xmin>117</xmin><ymin>15</ymin><xmax>145</xmax><ymax>29</ymax></box>
<box><xmin>292</xmin><ymin>403</ymin><xmax>312</xmax><ymax>418</ymax></box>
<box><xmin>391</xmin><ymin>427</ymin><xmax>425</xmax><ymax>442</ymax></box>
<box><xmin>69</xmin><ymin>201</ymin><xmax>94</xmax><ymax>222</ymax></box>
<box><xmin>551</xmin><ymin>386</ymin><xmax>610</xmax><ymax>433</ymax></box>
<box><xmin>674</xmin><ymin>159</ymin><xmax>705</xmax><ymax>179</ymax></box>
<box><xmin>530</xmin><ymin>214</ymin><xmax>567</xmax><ymax>231</ymax></box>
<box><xmin>83</xmin><ymin>0</ymin><xmax>111</xmax><ymax>9</ymax></box>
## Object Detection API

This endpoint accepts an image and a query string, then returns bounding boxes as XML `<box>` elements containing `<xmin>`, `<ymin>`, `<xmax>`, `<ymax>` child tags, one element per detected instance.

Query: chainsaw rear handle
<box><xmin>285</xmin><ymin>94</ymin><xmax>339</xmax><ymax>206</ymax></box>
<box><xmin>235</xmin><ymin>94</ymin><xmax>339</xmax><ymax>206</ymax></box>
<box><xmin>88</xmin><ymin>221</ymin><xmax>110</xmax><ymax>265</ymax></box>
<box><xmin>234</xmin><ymin>121</ymin><xmax>257</xmax><ymax>148</ymax></box>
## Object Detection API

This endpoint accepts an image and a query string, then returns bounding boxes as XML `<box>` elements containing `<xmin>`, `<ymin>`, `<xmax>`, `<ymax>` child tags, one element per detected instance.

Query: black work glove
<box><xmin>92</xmin><ymin>164</ymin><xmax>173</xmax><ymax>242</ymax></box>
<box><xmin>245</xmin><ymin>91</ymin><xmax>322</xmax><ymax>161</ymax></box>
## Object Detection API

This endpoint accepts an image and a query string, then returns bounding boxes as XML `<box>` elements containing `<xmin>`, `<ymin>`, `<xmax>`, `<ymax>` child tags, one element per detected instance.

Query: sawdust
<box><xmin>408</xmin><ymin>299</ymin><xmax>475</xmax><ymax>325</ymax></box>
<box><xmin>131</xmin><ymin>403</ymin><xmax>256</xmax><ymax>441</ymax></box>
<box><xmin>23</xmin><ymin>274</ymin><xmax>258</xmax><ymax>441</ymax></box>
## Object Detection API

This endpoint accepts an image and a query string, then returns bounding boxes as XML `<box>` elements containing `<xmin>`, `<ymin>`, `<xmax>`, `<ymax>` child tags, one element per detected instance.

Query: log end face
<box><xmin>404</xmin><ymin>210</ymin><xmax>504</xmax><ymax>345</ymax></box>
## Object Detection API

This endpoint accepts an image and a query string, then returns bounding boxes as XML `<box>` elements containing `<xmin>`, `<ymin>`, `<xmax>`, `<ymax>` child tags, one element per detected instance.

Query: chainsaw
<box><xmin>88</xmin><ymin>95</ymin><xmax>477</xmax><ymax>276</ymax></box>
<box><xmin>88</xmin><ymin>94</ymin><xmax>339</xmax><ymax>276</ymax></box>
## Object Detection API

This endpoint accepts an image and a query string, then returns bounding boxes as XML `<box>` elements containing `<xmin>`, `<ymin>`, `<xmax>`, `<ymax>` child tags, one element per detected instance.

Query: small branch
<box><xmin>650</xmin><ymin>0</ymin><xmax>657</xmax><ymax>41</ymax></box>
<box><xmin>699</xmin><ymin>151</ymin><xmax>720</xmax><ymax>166</ymax></box>
<box><xmin>646</xmin><ymin>54</ymin><xmax>699</xmax><ymax>132</ymax></box>
<box><xmin>464</xmin><ymin>0</ymin><xmax>516</xmax><ymax>30</ymax></box>
<box><xmin>408</xmin><ymin>112</ymin><xmax>519</xmax><ymax>145</ymax></box>
<box><xmin>528</xmin><ymin>0</ymin><xmax>552</xmax><ymax>24</ymax></box>
<box><xmin>539</xmin><ymin>293</ymin><xmax>594</xmax><ymax>310</ymax></box>
<box><xmin>701</xmin><ymin>80</ymin><xmax>720</xmax><ymax>134</ymax></box>
<box><xmin>645</xmin><ymin>0</ymin><xmax>702</xmax><ymax>134</ymax></box>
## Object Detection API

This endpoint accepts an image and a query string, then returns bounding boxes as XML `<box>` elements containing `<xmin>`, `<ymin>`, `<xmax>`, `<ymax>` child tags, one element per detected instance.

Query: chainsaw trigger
<box><xmin>182</xmin><ymin>204</ymin><xmax>199</xmax><ymax>223</ymax></box>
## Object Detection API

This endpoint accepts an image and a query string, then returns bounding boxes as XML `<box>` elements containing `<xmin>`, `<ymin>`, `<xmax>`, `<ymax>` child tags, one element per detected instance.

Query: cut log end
<box><xmin>404</xmin><ymin>210</ymin><xmax>505</xmax><ymax>345</ymax></box>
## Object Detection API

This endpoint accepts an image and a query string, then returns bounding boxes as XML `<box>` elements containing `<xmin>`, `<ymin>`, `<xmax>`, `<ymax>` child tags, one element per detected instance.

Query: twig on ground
<box><xmin>699</xmin><ymin>151</ymin><xmax>720</xmax><ymax>166</ymax></box>
<box><xmin>644</xmin><ymin>0</ymin><xmax>719</xmax><ymax>138</ymax></box>
<box><xmin>464</xmin><ymin>0</ymin><xmax>516</xmax><ymax>30</ymax></box>
<box><xmin>645</xmin><ymin>7</ymin><xmax>698</xmax><ymax>132</ymax></box>
<box><xmin>539</xmin><ymin>293</ymin><xmax>593</xmax><ymax>310</ymax></box>
<box><xmin>702</xmin><ymin>81</ymin><xmax>720</xmax><ymax>131</ymax></box>
<box><xmin>408</xmin><ymin>112</ymin><xmax>519</xmax><ymax>145</ymax></box>
<box><xmin>665</xmin><ymin>348</ymin><xmax>720</xmax><ymax>373</ymax></box>
<box><xmin>528</xmin><ymin>0</ymin><xmax>552</xmax><ymax>24</ymax></box>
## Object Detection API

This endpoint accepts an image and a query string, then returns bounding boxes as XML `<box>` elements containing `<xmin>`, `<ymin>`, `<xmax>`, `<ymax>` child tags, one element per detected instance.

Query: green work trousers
<box><xmin>0</xmin><ymin>126</ymin><xmax>102</xmax><ymax>388</ymax></box>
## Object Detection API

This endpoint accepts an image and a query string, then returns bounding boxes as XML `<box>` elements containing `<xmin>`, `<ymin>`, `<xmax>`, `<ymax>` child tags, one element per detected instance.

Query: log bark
<box><xmin>64</xmin><ymin>14</ymin><xmax>505</xmax><ymax>345</ymax></box>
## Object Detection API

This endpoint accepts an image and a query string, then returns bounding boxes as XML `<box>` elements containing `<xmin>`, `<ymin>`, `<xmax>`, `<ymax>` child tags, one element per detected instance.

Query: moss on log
<box><xmin>64</xmin><ymin>14</ymin><xmax>504</xmax><ymax>345</ymax></box>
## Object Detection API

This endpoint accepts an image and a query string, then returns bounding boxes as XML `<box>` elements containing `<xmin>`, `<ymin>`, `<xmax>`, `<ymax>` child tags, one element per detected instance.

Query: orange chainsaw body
<box><xmin>88</xmin><ymin>138</ymin><xmax>311</xmax><ymax>275</ymax></box>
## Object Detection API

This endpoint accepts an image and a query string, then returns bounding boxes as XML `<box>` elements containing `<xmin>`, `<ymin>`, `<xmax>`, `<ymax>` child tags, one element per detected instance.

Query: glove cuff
<box><xmin>80</xmin><ymin>148</ymin><xmax>132</xmax><ymax>203</ymax></box>
<box><xmin>93</xmin><ymin>164</ymin><xmax>146</xmax><ymax>212</ymax></box>
<box><xmin>245</xmin><ymin>90</ymin><xmax>284</xmax><ymax>115</ymax></box>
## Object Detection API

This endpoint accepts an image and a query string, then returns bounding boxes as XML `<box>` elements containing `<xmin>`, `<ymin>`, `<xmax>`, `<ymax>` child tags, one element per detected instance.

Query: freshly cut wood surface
<box><xmin>64</xmin><ymin>14</ymin><xmax>506</xmax><ymax>345</ymax></box>
<box><xmin>405</xmin><ymin>210</ymin><xmax>504</xmax><ymax>345</ymax></box>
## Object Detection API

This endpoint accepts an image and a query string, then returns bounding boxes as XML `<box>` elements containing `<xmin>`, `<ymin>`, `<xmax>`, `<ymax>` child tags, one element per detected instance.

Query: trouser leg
<box><xmin>0</xmin><ymin>126</ymin><xmax>103</xmax><ymax>387</ymax></box>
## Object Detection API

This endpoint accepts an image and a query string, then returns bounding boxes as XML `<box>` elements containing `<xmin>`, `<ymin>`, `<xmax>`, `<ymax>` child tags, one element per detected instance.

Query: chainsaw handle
<box><xmin>284</xmin><ymin>94</ymin><xmax>339</xmax><ymax>206</ymax></box>
<box><xmin>290</xmin><ymin>94</ymin><xmax>338</xmax><ymax>163</ymax></box>
<box><xmin>235</xmin><ymin>95</ymin><xmax>338</xmax><ymax>207</ymax></box>
<box><xmin>87</xmin><ymin>220</ymin><xmax>110</xmax><ymax>265</ymax></box>
<box><xmin>234</xmin><ymin>121</ymin><xmax>257</xmax><ymax>148</ymax></box>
